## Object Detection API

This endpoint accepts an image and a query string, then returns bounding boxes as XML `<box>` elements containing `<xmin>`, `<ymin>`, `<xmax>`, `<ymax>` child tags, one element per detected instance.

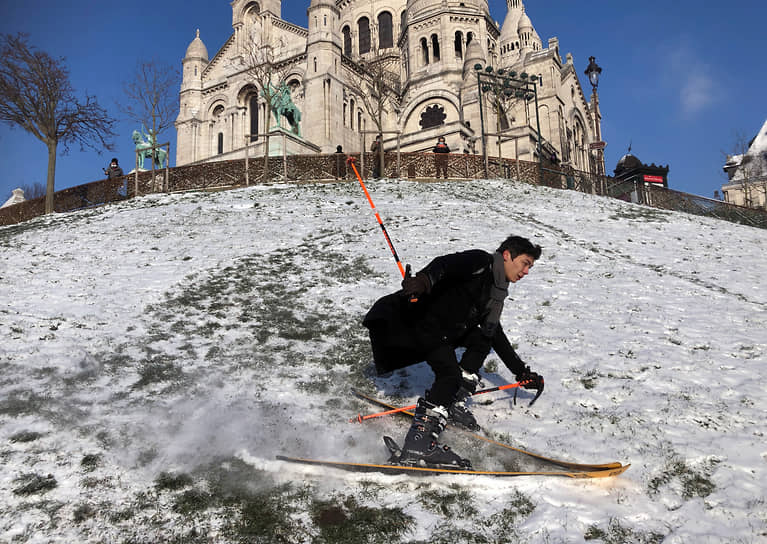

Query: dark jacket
<box><xmin>433</xmin><ymin>141</ymin><xmax>450</xmax><ymax>154</ymax></box>
<box><xmin>105</xmin><ymin>165</ymin><xmax>124</xmax><ymax>179</ymax></box>
<box><xmin>363</xmin><ymin>249</ymin><xmax>526</xmax><ymax>374</ymax></box>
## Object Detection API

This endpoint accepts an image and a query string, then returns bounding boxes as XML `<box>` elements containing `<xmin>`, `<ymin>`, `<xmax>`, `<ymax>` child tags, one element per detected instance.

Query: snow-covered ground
<box><xmin>1</xmin><ymin>179</ymin><xmax>765</xmax><ymax>543</ymax></box>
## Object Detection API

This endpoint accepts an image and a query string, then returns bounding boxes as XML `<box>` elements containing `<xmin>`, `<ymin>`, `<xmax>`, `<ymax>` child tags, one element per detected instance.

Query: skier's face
<box><xmin>503</xmin><ymin>251</ymin><xmax>535</xmax><ymax>283</ymax></box>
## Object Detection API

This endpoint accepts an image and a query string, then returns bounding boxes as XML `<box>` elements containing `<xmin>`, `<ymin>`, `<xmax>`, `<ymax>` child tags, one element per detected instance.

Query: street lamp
<box><xmin>584</xmin><ymin>56</ymin><xmax>605</xmax><ymax>180</ymax></box>
<box><xmin>474</xmin><ymin>64</ymin><xmax>544</xmax><ymax>183</ymax></box>
<box><xmin>584</xmin><ymin>56</ymin><xmax>601</xmax><ymax>90</ymax></box>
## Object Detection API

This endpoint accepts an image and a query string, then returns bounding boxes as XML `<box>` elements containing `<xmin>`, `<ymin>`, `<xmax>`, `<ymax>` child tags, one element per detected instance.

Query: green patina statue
<box><xmin>132</xmin><ymin>126</ymin><xmax>168</xmax><ymax>169</ymax></box>
<box><xmin>263</xmin><ymin>82</ymin><xmax>302</xmax><ymax>137</ymax></box>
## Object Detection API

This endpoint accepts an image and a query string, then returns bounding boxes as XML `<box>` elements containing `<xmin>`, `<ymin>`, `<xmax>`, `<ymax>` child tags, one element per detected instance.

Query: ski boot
<box><xmin>448</xmin><ymin>371</ymin><xmax>481</xmax><ymax>431</ymax></box>
<box><xmin>394</xmin><ymin>398</ymin><xmax>472</xmax><ymax>469</ymax></box>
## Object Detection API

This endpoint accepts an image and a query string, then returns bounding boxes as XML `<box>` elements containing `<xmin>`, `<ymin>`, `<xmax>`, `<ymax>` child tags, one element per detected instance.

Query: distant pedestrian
<box><xmin>433</xmin><ymin>137</ymin><xmax>450</xmax><ymax>179</ymax></box>
<box><xmin>103</xmin><ymin>158</ymin><xmax>123</xmax><ymax>179</ymax></box>
<box><xmin>334</xmin><ymin>145</ymin><xmax>347</xmax><ymax>179</ymax></box>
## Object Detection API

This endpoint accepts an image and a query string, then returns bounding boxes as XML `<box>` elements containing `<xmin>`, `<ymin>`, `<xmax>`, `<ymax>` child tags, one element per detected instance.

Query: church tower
<box><xmin>176</xmin><ymin>30</ymin><xmax>209</xmax><ymax>165</ymax></box>
<box><xmin>303</xmin><ymin>0</ymin><xmax>342</xmax><ymax>151</ymax></box>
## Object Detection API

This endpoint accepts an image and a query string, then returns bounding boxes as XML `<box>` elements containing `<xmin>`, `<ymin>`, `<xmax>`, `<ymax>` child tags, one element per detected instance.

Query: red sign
<box><xmin>589</xmin><ymin>141</ymin><xmax>606</xmax><ymax>150</ymax></box>
<box><xmin>643</xmin><ymin>175</ymin><xmax>664</xmax><ymax>184</ymax></box>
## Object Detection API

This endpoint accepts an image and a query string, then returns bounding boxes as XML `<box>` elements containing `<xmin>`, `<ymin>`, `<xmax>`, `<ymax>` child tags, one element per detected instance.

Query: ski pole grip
<box><xmin>404</xmin><ymin>264</ymin><xmax>420</xmax><ymax>303</ymax></box>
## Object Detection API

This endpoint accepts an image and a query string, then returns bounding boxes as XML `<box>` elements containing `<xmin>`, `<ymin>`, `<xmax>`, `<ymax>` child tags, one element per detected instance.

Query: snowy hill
<box><xmin>1</xmin><ymin>179</ymin><xmax>765</xmax><ymax>543</ymax></box>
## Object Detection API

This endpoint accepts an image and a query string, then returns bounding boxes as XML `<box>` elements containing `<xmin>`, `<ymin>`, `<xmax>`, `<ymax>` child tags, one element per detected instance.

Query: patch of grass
<box><xmin>155</xmin><ymin>471</ymin><xmax>194</xmax><ymax>491</ymax></box>
<box><xmin>132</xmin><ymin>356</ymin><xmax>186</xmax><ymax>390</ymax></box>
<box><xmin>487</xmin><ymin>490</ymin><xmax>535</xmax><ymax>532</ymax></box>
<box><xmin>580</xmin><ymin>369</ymin><xmax>599</xmax><ymax>390</ymax></box>
<box><xmin>72</xmin><ymin>503</ymin><xmax>96</xmax><ymax>523</ymax></box>
<box><xmin>584</xmin><ymin>517</ymin><xmax>665</xmax><ymax>543</ymax></box>
<box><xmin>173</xmin><ymin>488</ymin><xmax>214</xmax><ymax>515</ymax></box>
<box><xmin>648</xmin><ymin>455</ymin><xmax>718</xmax><ymax>499</ymax></box>
<box><xmin>80</xmin><ymin>453</ymin><xmax>102</xmax><ymax>472</ymax></box>
<box><xmin>0</xmin><ymin>389</ymin><xmax>50</xmax><ymax>417</ymax></box>
<box><xmin>422</xmin><ymin>526</ymin><xmax>492</xmax><ymax>544</ymax></box>
<box><xmin>418</xmin><ymin>484</ymin><xmax>477</xmax><ymax>518</ymax></box>
<box><xmin>13</xmin><ymin>473</ymin><xmax>58</xmax><ymax>496</ymax></box>
<box><xmin>311</xmin><ymin>495</ymin><xmax>414</xmax><ymax>544</ymax></box>
<box><xmin>10</xmin><ymin>430</ymin><xmax>43</xmax><ymax>443</ymax></box>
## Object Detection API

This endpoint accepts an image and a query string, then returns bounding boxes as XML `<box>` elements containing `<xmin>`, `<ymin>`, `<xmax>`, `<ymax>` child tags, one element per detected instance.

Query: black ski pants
<box><xmin>369</xmin><ymin>325</ymin><xmax>492</xmax><ymax>408</ymax></box>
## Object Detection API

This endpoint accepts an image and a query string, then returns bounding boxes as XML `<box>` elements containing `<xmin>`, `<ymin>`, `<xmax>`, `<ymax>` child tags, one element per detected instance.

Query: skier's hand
<box><xmin>516</xmin><ymin>366</ymin><xmax>544</xmax><ymax>390</ymax></box>
<box><xmin>401</xmin><ymin>271</ymin><xmax>430</xmax><ymax>298</ymax></box>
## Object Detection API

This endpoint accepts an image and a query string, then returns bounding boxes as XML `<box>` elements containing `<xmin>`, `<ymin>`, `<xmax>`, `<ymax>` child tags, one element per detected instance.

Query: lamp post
<box><xmin>584</xmin><ymin>56</ymin><xmax>605</xmax><ymax>179</ymax></box>
<box><xmin>474</xmin><ymin>64</ymin><xmax>544</xmax><ymax>183</ymax></box>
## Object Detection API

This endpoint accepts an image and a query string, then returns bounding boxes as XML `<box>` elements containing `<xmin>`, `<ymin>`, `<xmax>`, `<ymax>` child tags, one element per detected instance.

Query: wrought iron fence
<box><xmin>2</xmin><ymin>152</ymin><xmax>766</xmax><ymax>230</ymax></box>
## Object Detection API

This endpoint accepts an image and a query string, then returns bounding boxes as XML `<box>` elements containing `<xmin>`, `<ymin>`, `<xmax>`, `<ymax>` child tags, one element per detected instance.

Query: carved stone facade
<box><xmin>175</xmin><ymin>0</ymin><xmax>602</xmax><ymax>174</ymax></box>
<box><xmin>721</xmin><ymin>118</ymin><xmax>767</xmax><ymax>209</ymax></box>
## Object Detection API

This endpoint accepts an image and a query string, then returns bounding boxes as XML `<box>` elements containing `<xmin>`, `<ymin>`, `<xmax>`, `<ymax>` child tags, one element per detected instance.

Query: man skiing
<box><xmin>363</xmin><ymin>235</ymin><xmax>544</xmax><ymax>468</ymax></box>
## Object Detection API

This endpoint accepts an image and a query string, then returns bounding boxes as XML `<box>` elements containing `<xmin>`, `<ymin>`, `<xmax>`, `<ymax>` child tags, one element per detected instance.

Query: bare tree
<box><xmin>19</xmin><ymin>182</ymin><xmax>46</xmax><ymax>200</ymax></box>
<box><xmin>345</xmin><ymin>48</ymin><xmax>402</xmax><ymax>176</ymax></box>
<box><xmin>0</xmin><ymin>33</ymin><xmax>115</xmax><ymax>213</ymax></box>
<box><xmin>120</xmin><ymin>59</ymin><xmax>179</xmax><ymax>167</ymax></box>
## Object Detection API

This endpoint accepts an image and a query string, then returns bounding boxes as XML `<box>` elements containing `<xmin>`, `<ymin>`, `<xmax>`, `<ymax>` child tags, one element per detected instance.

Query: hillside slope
<box><xmin>1</xmin><ymin>179</ymin><xmax>765</xmax><ymax>543</ymax></box>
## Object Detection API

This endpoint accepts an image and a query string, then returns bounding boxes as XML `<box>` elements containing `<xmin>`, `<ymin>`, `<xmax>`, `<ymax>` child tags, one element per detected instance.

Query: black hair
<box><xmin>496</xmin><ymin>235</ymin><xmax>542</xmax><ymax>260</ymax></box>
<box><xmin>111</xmin><ymin>158</ymin><xmax>118</xmax><ymax>163</ymax></box>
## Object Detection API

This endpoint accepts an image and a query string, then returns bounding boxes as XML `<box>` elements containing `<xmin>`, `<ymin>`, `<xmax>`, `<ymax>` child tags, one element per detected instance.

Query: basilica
<box><xmin>175</xmin><ymin>0</ymin><xmax>603</xmax><ymax>175</ymax></box>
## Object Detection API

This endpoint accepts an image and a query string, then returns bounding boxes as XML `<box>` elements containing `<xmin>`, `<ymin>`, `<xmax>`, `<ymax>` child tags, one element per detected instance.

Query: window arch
<box><xmin>358</xmin><ymin>17</ymin><xmax>371</xmax><ymax>54</ymax></box>
<box><xmin>378</xmin><ymin>12</ymin><xmax>393</xmax><ymax>49</ymax></box>
<box><xmin>420</xmin><ymin>37</ymin><xmax>429</xmax><ymax>65</ymax></box>
<box><xmin>400</xmin><ymin>11</ymin><xmax>407</xmax><ymax>37</ymax></box>
<box><xmin>454</xmin><ymin>31</ymin><xmax>463</xmax><ymax>59</ymax></box>
<box><xmin>217</xmin><ymin>132</ymin><xmax>224</xmax><ymax>155</ymax></box>
<box><xmin>431</xmin><ymin>34</ymin><xmax>440</xmax><ymax>61</ymax></box>
<box><xmin>249</xmin><ymin>95</ymin><xmax>259</xmax><ymax>141</ymax></box>
<box><xmin>350</xmin><ymin>99</ymin><xmax>355</xmax><ymax>129</ymax></box>
<box><xmin>342</xmin><ymin>25</ymin><xmax>352</xmax><ymax>56</ymax></box>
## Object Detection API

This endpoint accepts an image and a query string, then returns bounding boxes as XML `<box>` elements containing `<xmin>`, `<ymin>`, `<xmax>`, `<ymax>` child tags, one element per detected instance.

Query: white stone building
<box><xmin>175</xmin><ymin>0</ymin><xmax>603</xmax><ymax>174</ymax></box>
<box><xmin>721</xmin><ymin>118</ymin><xmax>767</xmax><ymax>209</ymax></box>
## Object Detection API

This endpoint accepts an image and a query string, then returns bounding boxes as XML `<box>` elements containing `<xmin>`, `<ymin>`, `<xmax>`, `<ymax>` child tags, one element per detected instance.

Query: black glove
<box><xmin>401</xmin><ymin>271</ymin><xmax>430</xmax><ymax>298</ymax></box>
<box><xmin>516</xmin><ymin>365</ymin><xmax>544</xmax><ymax>390</ymax></box>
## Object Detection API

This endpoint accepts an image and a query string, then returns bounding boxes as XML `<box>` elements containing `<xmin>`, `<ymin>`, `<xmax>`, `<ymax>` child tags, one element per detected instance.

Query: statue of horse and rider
<box><xmin>263</xmin><ymin>82</ymin><xmax>302</xmax><ymax>137</ymax></box>
<box><xmin>132</xmin><ymin>126</ymin><xmax>168</xmax><ymax>169</ymax></box>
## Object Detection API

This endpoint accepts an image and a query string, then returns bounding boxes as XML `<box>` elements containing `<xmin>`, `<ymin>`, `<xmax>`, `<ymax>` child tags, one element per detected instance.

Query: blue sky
<box><xmin>1</xmin><ymin>0</ymin><xmax>765</xmax><ymax>202</ymax></box>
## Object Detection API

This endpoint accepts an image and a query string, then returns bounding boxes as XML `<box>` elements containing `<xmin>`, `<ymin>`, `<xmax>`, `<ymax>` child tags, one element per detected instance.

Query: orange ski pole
<box><xmin>347</xmin><ymin>157</ymin><xmax>407</xmax><ymax>279</ymax></box>
<box><xmin>350</xmin><ymin>403</ymin><xmax>417</xmax><ymax>423</ymax></box>
<box><xmin>351</xmin><ymin>381</ymin><xmax>526</xmax><ymax>423</ymax></box>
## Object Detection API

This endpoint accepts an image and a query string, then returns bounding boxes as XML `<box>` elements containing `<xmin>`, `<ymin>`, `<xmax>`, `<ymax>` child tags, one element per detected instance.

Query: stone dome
<box><xmin>615</xmin><ymin>153</ymin><xmax>642</xmax><ymax>174</ymax></box>
<box><xmin>185</xmin><ymin>29</ymin><xmax>209</xmax><ymax>61</ymax></box>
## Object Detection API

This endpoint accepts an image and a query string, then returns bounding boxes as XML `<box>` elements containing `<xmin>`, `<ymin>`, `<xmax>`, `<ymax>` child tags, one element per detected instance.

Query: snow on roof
<box><xmin>732</xmin><ymin>118</ymin><xmax>767</xmax><ymax>181</ymax></box>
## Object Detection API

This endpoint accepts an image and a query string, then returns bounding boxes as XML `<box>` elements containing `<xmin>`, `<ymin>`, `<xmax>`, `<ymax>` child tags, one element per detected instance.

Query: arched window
<box><xmin>378</xmin><ymin>12</ymin><xmax>393</xmax><ymax>49</ymax></box>
<box><xmin>420</xmin><ymin>37</ymin><xmax>429</xmax><ymax>65</ymax></box>
<box><xmin>431</xmin><ymin>34</ymin><xmax>440</xmax><ymax>62</ymax></box>
<box><xmin>454</xmin><ymin>31</ymin><xmax>463</xmax><ymax>59</ymax></box>
<box><xmin>467</xmin><ymin>32</ymin><xmax>473</xmax><ymax>45</ymax></box>
<box><xmin>420</xmin><ymin>104</ymin><xmax>446</xmax><ymax>129</ymax></box>
<box><xmin>358</xmin><ymin>17</ymin><xmax>370</xmax><ymax>54</ymax></box>
<box><xmin>400</xmin><ymin>11</ymin><xmax>407</xmax><ymax>37</ymax></box>
<box><xmin>342</xmin><ymin>25</ymin><xmax>352</xmax><ymax>56</ymax></box>
<box><xmin>249</xmin><ymin>95</ymin><xmax>259</xmax><ymax>141</ymax></box>
<box><xmin>357</xmin><ymin>110</ymin><xmax>363</xmax><ymax>132</ymax></box>
<box><xmin>217</xmin><ymin>132</ymin><xmax>224</xmax><ymax>155</ymax></box>
<box><xmin>350</xmin><ymin>99</ymin><xmax>355</xmax><ymax>129</ymax></box>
